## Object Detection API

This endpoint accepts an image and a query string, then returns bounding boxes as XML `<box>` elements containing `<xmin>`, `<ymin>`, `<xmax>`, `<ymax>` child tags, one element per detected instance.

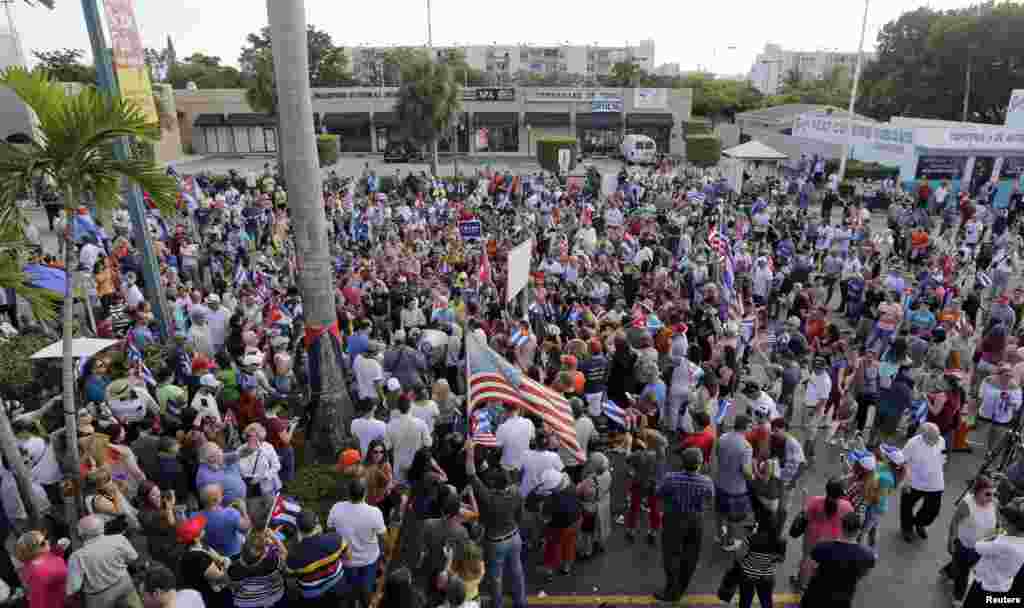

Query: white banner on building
<box><xmin>943</xmin><ymin>128</ymin><xmax>1024</xmax><ymax>150</ymax></box>
<box><xmin>634</xmin><ymin>88</ymin><xmax>667</xmax><ymax>109</ymax></box>
<box><xmin>1006</xmin><ymin>90</ymin><xmax>1024</xmax><ymax>129</ymax></box>
<box><xmin>792</xmin><ymin>113</ymin><xmax>913</xmax><ymax>152</ymax></box>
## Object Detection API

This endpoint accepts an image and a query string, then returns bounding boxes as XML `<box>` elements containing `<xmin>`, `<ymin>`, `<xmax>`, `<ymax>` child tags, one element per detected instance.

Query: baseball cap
<box><xmin>176</xmin><ymin>515</ymin><xmax>207</xmax><ymax>544</ymax></box>
<box><xmin>386</xmin><ymin>377</ymin><xmax>401</xmax><ymax>392</ymax></box>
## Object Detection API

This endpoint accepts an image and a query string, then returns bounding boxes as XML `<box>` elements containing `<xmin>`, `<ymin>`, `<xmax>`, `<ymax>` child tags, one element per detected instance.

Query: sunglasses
<box><xmin>372</xmin><ymin>448</ymin><xmax>385</xmax><ymax>454</ymax></box>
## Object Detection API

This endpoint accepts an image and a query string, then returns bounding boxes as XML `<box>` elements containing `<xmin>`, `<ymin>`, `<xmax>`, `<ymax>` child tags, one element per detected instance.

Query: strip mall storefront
<box><xmin>177</xmin><ymin>86</ymin><xmax>693</xmax><ymax>157</ymax></box>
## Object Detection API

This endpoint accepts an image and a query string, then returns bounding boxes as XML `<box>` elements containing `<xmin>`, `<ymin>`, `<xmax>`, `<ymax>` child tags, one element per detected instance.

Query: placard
<box><xmin>102</xmin><ymin>0</ymin><xmax>158</xmax><ymax>124</ymax></box>
<box><xmin>915</xmin><ymin>156</ymin><xmax>966</xmax><ymax>180</ymax></box>
<box><xmin>458</xmin><ymin>220</ymin><xmax>482</xmax><ymax>240</ymax></box>
<box><xmin>465</xmin><ymin>87</ymin><xmax>515</xmax><ymax>102</ymax></box>
<box><xmin>507</xmin><ymin>239</ymin><xmax>533</xmax><ymax>303</ymax></box>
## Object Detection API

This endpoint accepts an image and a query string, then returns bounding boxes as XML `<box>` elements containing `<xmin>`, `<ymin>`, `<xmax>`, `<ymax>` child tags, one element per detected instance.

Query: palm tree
<box><xmin>0</xmin><ymin>67</ymin><xmax>177</xmax><ymax>528</ymax></box>
<box><xmin>244</xmin><ymin>48</ymin><xmax>285</xmax><ymax>174</ymax></box>
<box><xmin>394</xmin><ymin>50</ymin><xmax>462</xmax><ymax>176</ymax></box>
<box><xmin>22</xmin><ymin>0</ymin><xmax>55</xmax><ymax>8</ymax></box>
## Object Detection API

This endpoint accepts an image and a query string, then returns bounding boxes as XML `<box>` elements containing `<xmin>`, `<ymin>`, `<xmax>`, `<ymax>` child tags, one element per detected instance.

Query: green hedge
<box><xmin>316</xmin><ymin>135</ymin><xmax>340</xmax><ymax>167</ymax></box>
<box><xmin>535</xmin><ymin>137</ymin><xmax>578</xmax><ymax>174</ymax></box>
<box><xmin>685</xmin><ymin>135</ymin><xmax>721</xmax><ymax>167</ymax></box>
<box><xmin>824</xmin><ymin>159</ymin><xmax>899</xmax><ymax>181</ymax></box>
<box><xmin>684</xmin><ymin>120</ymin><xmax>713</xmax><ymax>136</ymax></box>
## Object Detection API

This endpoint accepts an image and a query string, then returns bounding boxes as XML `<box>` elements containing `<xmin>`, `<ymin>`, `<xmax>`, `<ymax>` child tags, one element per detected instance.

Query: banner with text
<box><xmin>792</xmin><ymin>113</ymin><xmax>913</xmax><ymax>151</ymax></box>
<box><xmin>102</xmin><ymin>0</ymin><xmax>159</xmax><ymax>125</ymax></box>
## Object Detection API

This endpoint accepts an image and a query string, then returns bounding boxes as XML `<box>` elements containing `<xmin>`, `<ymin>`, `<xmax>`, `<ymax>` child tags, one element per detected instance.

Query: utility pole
<box><xmin>427</xmin><ymin>0</ymin><xmax>433</xmax><ymax>48</ymax></box>
<box><xmin>266</xmin><ymin>0</ymin><xmax>350</xmax><ymax>461</ymax></box>
<box><xmin>838</xmin><ymin>0</ymin><xmax>870</xmax><ymax>182</ymax></box>
<box><xmin>963</xmin><ymin>3</ymin><xmax>983</xmax><ymax>122</ymax></box>
<box><xmin>80</xmin><ymin>0</ymin><xmax>169</xmax><ymax>339</ymax></box>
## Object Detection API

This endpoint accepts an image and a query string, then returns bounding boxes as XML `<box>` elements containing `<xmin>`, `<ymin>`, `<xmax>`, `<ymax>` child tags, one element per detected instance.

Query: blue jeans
<box><xmin>484</xmin><ymin>532</ymin><xmax>527</xmax><ymax>608</ymax></box>
<box><xmin>866</xmin><ymin>325</ymin><xmax>894</xmax><ymax>351</ymax></box>
<box><xmin>344</xmin><ymin>560</ymin><xmax>378</xmax><ymax>593</ymax></box>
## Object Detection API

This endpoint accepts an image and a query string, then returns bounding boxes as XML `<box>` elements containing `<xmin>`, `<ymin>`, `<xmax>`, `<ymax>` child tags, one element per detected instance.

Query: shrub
<box><xmin>535</xmin><ymin>137</ymin><xmax>578</xmax><ymax>174</ymax></box>
<box><xmin>684</xmin><ymin>119</ymin><xmax>713</xmax><ymax>136</ymax></box>
<box><xmin>316</xmin><ymin>134</ymin><xmax>340</xmax><ymax>167</ymax></box>
<box><xmin>685</xmin><ymin>135</ymin><xmax>721</xmax><ymax>167</ymax></box>
<box><xmin>0</xmin><ymin>333</ymin><xmax>61</xmax><ymax>406</ymax></box>
<box><xmin>282</xmin><ymin>463</ymin><xmax>345</xmax><ymax>524</ymax></box>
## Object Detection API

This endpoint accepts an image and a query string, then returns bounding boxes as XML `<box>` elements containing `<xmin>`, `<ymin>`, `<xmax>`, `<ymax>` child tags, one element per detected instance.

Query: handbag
<box><xmin>244</xmin><ymin>448</ymin><xmax>264</xmax><ymax>497</ymax></box>
<box><xmin>789</xmin><ymin>510</ymin><xmax>809</xmax><ymax>538</ymax></box>
<box><xmin>716</xmin><ymin>562</ymin><xmax>743</xmax><ymax>603</ymax></box>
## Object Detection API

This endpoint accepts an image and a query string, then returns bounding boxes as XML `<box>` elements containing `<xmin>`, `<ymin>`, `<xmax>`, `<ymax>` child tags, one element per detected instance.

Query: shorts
<box><xmin>863</xmin><ymin>507</ymin><xmax>883</xmax><ymax>533</ymax></box>
<box><xmin>345</xmin><ymin>560</ymin><xmax>378</xmax><ymax>592</ymax></box>
<box><xmin>716</xmin><ymin>488</ymin><xmax>752</xmax><ymax>521</ymax></box>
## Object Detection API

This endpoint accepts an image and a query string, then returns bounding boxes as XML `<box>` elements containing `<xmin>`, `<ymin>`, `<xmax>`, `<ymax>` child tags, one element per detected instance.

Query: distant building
<box><xmin>748</xmin><ymin>43</ymin><xmax>876</xmax><ymax>95</ymax></box>
<box><xmin>655</xmin><ymin>63</ymin><xmax>681</xmax><ymax>77</ymax></box>
<box><xmin>345</xmin><ymin>41</ymin><xmax>655</xmax><ymax>84</ymax></box>
<box><xmin>0</xmin><ymin>6</ymin><xmax>34</xmax><ymax>143</ymax></box>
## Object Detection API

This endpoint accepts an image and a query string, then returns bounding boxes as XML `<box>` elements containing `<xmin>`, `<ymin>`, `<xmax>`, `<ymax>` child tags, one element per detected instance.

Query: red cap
<box><xmin>176</xmin><ymin>514</ymin><xmax>207</xmax><ymax>544</ymax></box>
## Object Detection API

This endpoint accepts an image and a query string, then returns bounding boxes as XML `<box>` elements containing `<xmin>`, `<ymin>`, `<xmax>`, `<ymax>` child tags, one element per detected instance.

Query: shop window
<box><xmin>578</xmin><ymin>128</ymin><xmax>620</xmax><ymax>157</ymax></box>
<box><xmin>477</xmin><ymin>124</ymin><xmax>519</xmax><ymax>152</ymax></box>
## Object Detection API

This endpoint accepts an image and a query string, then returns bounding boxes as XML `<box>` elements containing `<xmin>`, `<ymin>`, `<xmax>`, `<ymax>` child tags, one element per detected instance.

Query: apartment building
<box><xmin>748</xmin><ymin>43</ymin><xmax>876</xmax><ymax>95</ymax></box>
<box><xmin>345</xmin><ymin>40</ymin><xmax>654</xmax><ymax>83</ymax></box>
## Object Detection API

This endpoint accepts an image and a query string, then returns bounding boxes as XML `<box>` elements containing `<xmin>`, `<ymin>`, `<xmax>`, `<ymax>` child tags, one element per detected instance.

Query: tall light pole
<box><xmin>266</xmin><ymin>0</ymin><xmax>350</xmax><ymax>460</ymax></box>
<box><xmin>963</xmin><ymin>3</ymin><xmax>983</xmax><ymax>122</ymax></box>
<box><xmin>426</xmin><ymin>0</ymin><xmax>433</xmax><ymax>48</ymax></box>
<box><xmin>838</xmin><ymin>0</ymin><xmax>870</xmax><ymax>182</ymax></box>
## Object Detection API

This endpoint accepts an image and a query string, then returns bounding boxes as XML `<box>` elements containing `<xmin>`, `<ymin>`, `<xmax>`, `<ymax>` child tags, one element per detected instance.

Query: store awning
<box><xmin>225</xmin><ymin>113</ymin><xmax>277</xmax><ymax>127</ymax></box>
<box><xmin>373</xmin><ymin>111</ymin><xmax>399</xmax><ymax>126</ymax></box>
<box><xmin>193</xmin><ymin>113</ymin><xmax>225</xmax><ymax>127</ymax></box>
<box><xmin>474</xmin><ymin>112</ymin><xmax>517</xmax><ymax>127</ymax></box>
<box><xmin>323</xmin><ymin>112</ymin><xmax>371</xmax><ymax>129</ymax></box>
<box><xmin>627</xmin><ymin>113</ymin><xmax>674</xmax><ymax>127</ymax></box>
<box><xmin>575</xmin><ymin>113</ymin><xmax>622</xmax><ymax>129</ymax></box>
<box><xmin>525</xmin><ymin>112</ymin><xmax>570</xmax><ymax>127</ymax></box>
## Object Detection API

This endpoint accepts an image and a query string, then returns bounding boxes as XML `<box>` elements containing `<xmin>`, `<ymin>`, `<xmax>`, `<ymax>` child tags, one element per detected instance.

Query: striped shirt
<box><xmin>655</xmin><ymin>471</ymin><xmax>714</xmax><ymax>515</ymax></box>
<box><xmin>228</xmin><ymin>546</ymin><xmax>286</xmax><ymax>608</ymax></box>
<box><xmin>286</xmin><ymin>533</ymin><xmax>348</xmax><ymax>598</ymax></box>
<box><xmin>740</xmin><ymin>533</ymin><xmax>787</xmax><ymax>578</ymax></box>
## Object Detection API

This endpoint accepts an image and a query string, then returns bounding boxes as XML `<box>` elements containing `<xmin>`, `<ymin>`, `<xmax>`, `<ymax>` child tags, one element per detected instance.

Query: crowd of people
<box><xmin>4</xmin><ymin>154</ymin><xmax>1024</xmax><ymax>608</ymax></box>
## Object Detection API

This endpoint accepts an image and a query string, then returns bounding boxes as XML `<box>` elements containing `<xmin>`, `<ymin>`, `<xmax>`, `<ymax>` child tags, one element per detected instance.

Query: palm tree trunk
<box><xmin>267</xmin><ymin>0</ymin><xmax>351</xmax><ymax>462</ymax></box>
<box><xmin>431</xmin><ymin>137</ymin><xmax>439</xmax><ymax>177</ymax></box>
<box><xmin>0</xmin><ymin>403</ymin><xmax>43</xmax><ymax>529</ymax></box>
<box><xmin>61</xmin><ymin>187</ymin><xmax>81</xmax><ymax>545</ymax></box>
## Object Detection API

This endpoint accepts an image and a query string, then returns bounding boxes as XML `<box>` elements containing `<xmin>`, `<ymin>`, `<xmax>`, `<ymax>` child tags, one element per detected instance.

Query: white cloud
<box><xmin>11</xmin><ymin>0</ymin><xmax>976</xmax><ymax>76</ymax></box>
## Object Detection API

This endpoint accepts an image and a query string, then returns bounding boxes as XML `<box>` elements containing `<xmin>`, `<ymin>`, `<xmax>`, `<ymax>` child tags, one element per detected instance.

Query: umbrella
<box><xmin>23</xmin><ymin>264</ymin><xmax>67</xmax><ymax>295</ymax></box>
<box><xmin>31</xmin><ymin>338</ymin><xmax>120</xmax><ymax>360</ymax></box>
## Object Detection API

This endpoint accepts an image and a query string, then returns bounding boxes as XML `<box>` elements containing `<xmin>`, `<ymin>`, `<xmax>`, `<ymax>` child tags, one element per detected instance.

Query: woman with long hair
<box><xmin>15</xmin><ymin>530</ymin><xmax>69</xmax><ymax>608</ymax></box>
<box><xmin>364</xmin><ymin>438</ymin><xmax>398</xmax><ymax>523</ymax></box>
<box><xmin>136</xmin><ymin>481</ymin><xmax>181</xmax><ymax>569</ymax></box>
<box><xmin>793</xmin><ymin>477</ymin><xmax>853</xmax><ymax>591</ymax></box>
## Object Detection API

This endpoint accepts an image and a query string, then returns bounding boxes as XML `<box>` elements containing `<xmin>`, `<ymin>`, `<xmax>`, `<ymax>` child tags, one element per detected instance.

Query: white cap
<box><xmin>386</xmin><ymin>377</ymin><xmax>401</xmax><ymax>392</ymax></box>
<box><xmin>199</xmin><ymin>374</ymin><xmax>221</xmax><ymax>389</ymax></box>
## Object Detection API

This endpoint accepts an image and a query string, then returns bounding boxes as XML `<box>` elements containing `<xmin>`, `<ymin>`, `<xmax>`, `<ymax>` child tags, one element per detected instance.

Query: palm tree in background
<box><xmin>394</xmin><ymin>50</ymin><xmax>462</xmax><ymax>176</ymax></box>
<box><xmin>244</xmin><ymin>48</ymin><xmax>285</xmax><ymax>174</ymax></box>
<box><xmin>0</xmin><ymin>67</ymin><xmax>177</xmax><ymax>530</ymax></box>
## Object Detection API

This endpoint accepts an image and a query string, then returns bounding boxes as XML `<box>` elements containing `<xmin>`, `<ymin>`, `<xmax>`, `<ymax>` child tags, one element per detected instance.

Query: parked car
<box><xmin>384</xmin><ymin>141</ymin><xmax>424</xmax><ymax>163</ymax></box>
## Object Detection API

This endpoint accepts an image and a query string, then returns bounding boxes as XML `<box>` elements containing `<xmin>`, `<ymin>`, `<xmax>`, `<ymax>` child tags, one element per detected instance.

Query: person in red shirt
<box><xmin>927</xmin><ymin>371</ymin><xmax>965</xmax><ymax>449</ymax></box>
<box><xmin>681</xmin><ymin>411</ymin><xmax>715</xmax><ymax>470</ymax></box>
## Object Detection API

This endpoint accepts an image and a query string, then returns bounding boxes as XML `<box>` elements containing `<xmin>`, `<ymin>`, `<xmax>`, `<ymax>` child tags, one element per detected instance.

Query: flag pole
<box><xmin>464</xmin><ymin>325</ymin><xmax>472</xmax><ymax>437</ymax></box>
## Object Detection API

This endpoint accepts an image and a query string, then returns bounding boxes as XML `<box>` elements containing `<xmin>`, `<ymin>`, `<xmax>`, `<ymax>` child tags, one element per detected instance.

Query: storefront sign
<box><xmin>634</xmin><ymin>88</ymin><xmax>667</xmax><ymax>109</ymax></box>
<box><xmin>102</xmin><ymin>0</ymin><xmax>158</xmax><ymax>124</ymax></box>
<box><xmin>793</xmin><ymin>114</ymin><xmax>913</xmax><ymax>147</ymax></box>
<box><xmin>915</xmin><ymin>156</ymin><xmax>966</xmax><ymax>180</ymax></box>
<box><xmin>465</xmin><ymin>87</ymin><xmax>515</xmax><ymax>102</ymax></box>
<box><xmin>314</xmin><ymin>89</ymin><xmax>398</xmax><ymax>100</ymax></box>
<box><xmin>944</xmin><ymin>128</ymin><xmax>1024</xmax><ymax>149</ymax></box>
<box><xmin>459</xmin><ymin>220</ymin><xmax>482</xmax><ymax>240</ymax></box>
<box><xmin>591</xmin><ymin>96</ymin><xmax>622</xmax><ymax>113</ymax></box>
<box><xmin>529</xmin><ymin>89</ymin><xmax>622</xmax><ymax>102</ymax></box>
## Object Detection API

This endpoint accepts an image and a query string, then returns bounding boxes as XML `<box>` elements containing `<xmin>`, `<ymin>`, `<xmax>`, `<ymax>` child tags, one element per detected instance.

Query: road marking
<box><xmin>527</xmin><ymin>593</ymin><xmax>802</xmax><ymax>606</ymax></box>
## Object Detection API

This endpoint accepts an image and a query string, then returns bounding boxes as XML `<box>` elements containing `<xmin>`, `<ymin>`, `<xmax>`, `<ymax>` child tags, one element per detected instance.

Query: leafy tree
<box><xmin>681</xmin><ymin>74</ymin><xmax>764</xmax><ymax>124</ymax></box>
<box><xmin>0</xmin><ymin>67</ymin><xmax>177</xmax><ymax>531</ymax></box>
<box><xmin>607</xmin><ymin>61</ymin><xmax>643</xmax><ymax>87</ymax></box>
<box><xmin>31</xmin><ymin>49</ymin><xmax>95</xmax><ymax>84</ymax></box>
<box><xmin>22</xmin><ymin>0</ymin><xmax>54</xmax><ymax>8</ymax></box>
<box><xmin>239</xmin><ymin>25</ymin><xmax>351</xmax><ymax>87</ymax></box>
<box><xmin>244</xmin><ymin>48</ymin><xmax>283</xmax><ymax>171</ymax></box>
<box><xmin>438</xmin><ymin>49</ymin><xmax>487</xmax><ymax>87</ymax></box>
<box><xmin>393</xmin><ymin>49</ymin><xmax>462</xmax><ymax>175</ymax></box>
<box><xmin>167</xmin><ymin>53</ymin><xmax>245</xmax><ymax>89</ymax></box>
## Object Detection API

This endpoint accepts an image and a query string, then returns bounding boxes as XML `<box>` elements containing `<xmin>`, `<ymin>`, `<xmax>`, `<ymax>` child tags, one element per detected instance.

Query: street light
<box><xmin>837</xmin><ymin>0</ymin><xmax>870</xmax><ymax>182</ymax></box>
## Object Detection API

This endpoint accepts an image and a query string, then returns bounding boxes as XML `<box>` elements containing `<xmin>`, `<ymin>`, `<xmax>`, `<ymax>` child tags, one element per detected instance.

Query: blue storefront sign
<box><xmin>459</xmin><ymin>219</ymin><xmax>482</xmax><ymax>240</ymax></box>
<box><xmin>592</xmin><ymin>96</ymin><xmax>622</xmax><ymax>113</ymax></box>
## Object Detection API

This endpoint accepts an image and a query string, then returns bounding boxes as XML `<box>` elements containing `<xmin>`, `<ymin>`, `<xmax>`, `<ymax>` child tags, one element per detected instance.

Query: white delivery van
<box><xmin>621</xmin><ymin>134</ymin><xmax>657</xmax><ymax>165</ymax></box>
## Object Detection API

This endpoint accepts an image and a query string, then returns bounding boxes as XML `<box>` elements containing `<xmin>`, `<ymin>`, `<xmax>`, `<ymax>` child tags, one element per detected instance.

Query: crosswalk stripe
<box><xmin>527</xmin><ymin>593</ymin><xmax>802</xmax><ymax>605</ymax></box>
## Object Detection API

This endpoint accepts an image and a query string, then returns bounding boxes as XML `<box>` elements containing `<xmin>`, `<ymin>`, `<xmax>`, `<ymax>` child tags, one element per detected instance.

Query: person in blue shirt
<box><xmin>908</xmin><ymin>301</ymin><xmax>937</xmax><ymax>337</ymax></box>
<box><xmin>199</xmin><ymin>483</ymin><xmax>251</xmax><ymax>559</ymax></box>
<box><xmin>196</xmin><ymin>443</ymin><xmax>248</xmax><ymax>505</ymax></box>
<box><xmin>346</xmin><ymin>320</ymin><xmax>372</xmax><ymax>367</ymax></box>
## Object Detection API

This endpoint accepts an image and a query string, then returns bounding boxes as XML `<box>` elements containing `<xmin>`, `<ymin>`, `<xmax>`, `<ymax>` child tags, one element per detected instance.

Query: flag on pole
<box><xmin>269</xmin><ymin>494</ymin><xmax>302</xmax><ymax>529</ymax></box>
<box><xmin>126</xmin><ymin>342</ymin><xmax>156</xmax><ymax>387</ymax></box>
<box><xmin>466</xmin><ymin>332</ymin><xmax>583</xmax><ymax>461</ymax></box>
<box><xmin>603</xmin><ymin>400</ymin><xmax>637</xmax><ymax>430</ymax></box>
<box><xmin>479</xmin><ymin>251</ymin><xmax>492</xmax><ymax>285</ymax></box>
<box><xmin>715</xmin><ymin>399</ymin><xmax>733</xmax><ymax>426</ymax></box>
<box><xmin>708</xmin><ymin>225</ymin><xmax>729</xmax><ymax>259</ymax></box>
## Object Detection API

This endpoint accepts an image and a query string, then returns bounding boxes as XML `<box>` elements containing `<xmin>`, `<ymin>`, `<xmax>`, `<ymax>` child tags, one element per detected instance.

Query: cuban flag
<box><xmin>234</xmin><ymin>265</ymin><xmax>249</xmax><ymax>289</ymax></box>
<box><xmin>270</xmin><ymin>494</ymin><xmax>302</xmax><ymax>529</ymax></box>
<box><xmin>977</xmin><ymin>271</ymin><xmax>992</xmax><ymax>288</ymax></box>
<box><xmin>715</xmin><ymin>399</ymin><xmax>733</xmax><ymax>426</ymax></box>
<box><xmin>126</xmin><ymin>343</ymin><xmax>156</xmax><ymax>387</ymax></box>
<box><xmin>603</xmin><ymin>399</ymin><xmax>636</xmax><ymax>430</ymax></box>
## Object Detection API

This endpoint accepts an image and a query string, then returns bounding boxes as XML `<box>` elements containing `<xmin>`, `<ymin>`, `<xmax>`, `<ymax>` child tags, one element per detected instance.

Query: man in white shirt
<box><xmin>327</xmin><ymin>477</ymin><xmax>386</xmax><ymax>604</ymax></box>
<box><xmin>901</xmin><ymin>422</ymin><xmax>946</xmax><ymax>542</ymax></box>
<box><xmin>520</xmin><ymin>433</ymin><xmax>564</xmax><ymax>497</ymax></box>
<box><xmin>78</xmin><ymin>241</ymin><xmax>102</xmax><ymax>271</ymax></box>
<box><xmin>353</xmin><ymin>341</ymin><xmax>385</xmax><ymax>405</ymax></box>
<box><xmin>803</xmin><ymin>357</ymin><xmax>833</xmax><ymax>461</ymax></box>
<box><xmin>351</xmin><ymin>401</ymin><xmax>387</xmax><ymax>457</ymax></box>
<box><xmin>385</xmin><ymin>395</ymin><xmax>432</xmax><ymax>483</ymax></box>
<box><xmin>495</xmin><ymin>404</ymin><xmax>535</xmax><ymax>471</ymax></box>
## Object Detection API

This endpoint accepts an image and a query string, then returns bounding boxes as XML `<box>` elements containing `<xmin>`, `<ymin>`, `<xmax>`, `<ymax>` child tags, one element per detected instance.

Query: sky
<box><xmin>9</xmin><ymin>0</ymin><xmax>976</xmax><ymax>77</ymax></box>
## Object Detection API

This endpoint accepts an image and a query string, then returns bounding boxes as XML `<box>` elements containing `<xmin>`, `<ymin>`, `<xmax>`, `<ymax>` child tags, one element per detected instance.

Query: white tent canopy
<box><xmin>722</xmin><ymin>140</ymin><xmax>789</xmax><ymax>161</ymax></box>
<box><xmin>30</xmin><ymin>338</ymin><xmax>120</xmax><ymax>360</ymax></box>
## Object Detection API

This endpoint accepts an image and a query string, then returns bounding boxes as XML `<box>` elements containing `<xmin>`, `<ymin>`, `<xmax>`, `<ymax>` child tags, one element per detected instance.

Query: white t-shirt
<box><xmin>327</xmin><ymin>501</ymin><xmax>386</xmax><ymax>567</ymax></box>
<box><xmin>19</xmin><ymin>436</ymin><xmax>62</xmax><ymax>485</ymax></box>
<box><xmin>353</xmin><ymin>355</ymin><xmax>384</xmax><ymax>401</ymax></box>
<box><xmin>410</xmin><ymin>401</ymin><xmax>441</xmax><ymax>434</ymax></box>
<box><xmin>973</xmin><ymin>535</ymin><xmax>1024</xmax><ymax>593</ymax></box>
<box><xmin>174</xmin><ymin>589</ymin><xmax>206</xmax><ymax>608</ymax></box>
<box><xmin>351</xmin><ymin>417</ymin><xmax>387</xmax><ymax>456</ymax></box>
<box><xmin>79</xmin><ymin>243</ymin><xmax>102</xmax><ymax>271</ymax></box>
<box><xmin>495</xmin><ymin>416</ymin><xmax>535</xmax><ymax>470</ymax></box>
<box><xmin>904</xmin><ymin>434</ymin><xmax>946</xmax><ymax>492</ymax></box>
<box><xmin>519</xmin><ymin>449</ymin><xmax>564</xmax><ymax>497</ymax></box>
<box><xmin>805</xmin><ymin>372</ymin><xmax>832</xmax><ymax>407</ymax></box>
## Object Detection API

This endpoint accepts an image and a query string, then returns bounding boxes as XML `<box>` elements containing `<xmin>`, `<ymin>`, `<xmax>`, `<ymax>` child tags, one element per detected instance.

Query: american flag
<box><xmin>473</xmin><ymin>432</ymin><xmax>498</xmax><ymax>448</ymax></box>
<box><xmin>466</xmin><ymin>332</ymin><xmax>583</xmax><ymax>461</ymax></box>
